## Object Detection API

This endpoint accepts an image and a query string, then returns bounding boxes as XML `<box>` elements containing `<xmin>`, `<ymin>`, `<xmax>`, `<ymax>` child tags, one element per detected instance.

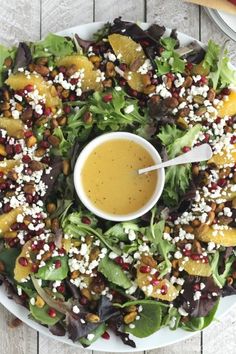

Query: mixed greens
<box><xmin>0</xmin><ymin>17</ymin><xmax>236</xmax><ymax>348</ymax></box>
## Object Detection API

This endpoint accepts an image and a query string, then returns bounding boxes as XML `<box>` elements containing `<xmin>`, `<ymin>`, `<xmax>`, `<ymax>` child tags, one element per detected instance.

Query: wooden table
<box><xmin>0</xmin><ymin>1</ymin><xmax>236</xmax><ymax>353</ymax></box>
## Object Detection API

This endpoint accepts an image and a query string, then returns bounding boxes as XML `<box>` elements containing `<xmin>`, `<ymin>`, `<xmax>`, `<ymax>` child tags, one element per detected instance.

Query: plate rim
<box><xmin>1</xmin><ymin>20</ymin><xmax>236</xmax><ymax>352</ymax></box>
<box><xmin>205</xmin><ymin>7</ymin><xmax>236</xmax><ymax>42</ymax></box>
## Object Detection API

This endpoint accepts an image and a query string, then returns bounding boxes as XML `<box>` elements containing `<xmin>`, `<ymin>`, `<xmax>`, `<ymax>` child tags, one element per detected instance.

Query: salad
<box><xmin>0</xmin><ymin>17</ymin><xmax>236</xmax><ymax>348</ymax></box>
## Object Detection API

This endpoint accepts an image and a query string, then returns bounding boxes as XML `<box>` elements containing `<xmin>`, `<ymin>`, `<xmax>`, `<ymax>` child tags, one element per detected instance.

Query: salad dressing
<box><xmin>81</xmin><ymin>139</ymin><xmax>158</xmax><ymax>215</ymax></box>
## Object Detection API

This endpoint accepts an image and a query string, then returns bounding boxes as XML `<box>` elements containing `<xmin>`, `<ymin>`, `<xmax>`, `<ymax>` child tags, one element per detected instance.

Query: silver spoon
<box><xmin>138</xmin><ymin>143</ymin><xmax>213</xmax><ymax>175</ymax></box>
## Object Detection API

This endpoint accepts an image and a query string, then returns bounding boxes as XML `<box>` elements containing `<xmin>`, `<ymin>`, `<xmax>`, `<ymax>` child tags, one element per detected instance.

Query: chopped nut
<box><xmin>62</xmin><ymin>159</ymin><xmax>70</xmax><ymax>175</ymax></box>
<box><xmin>102</xmin><ymin>79</ymin><xmax>113</xmax><ymax>88</ymax></box>
<box><xmin>36</xmin><ymin>57</ymin><xmax>48</xmax><ymax>65</ymax></box>
<box><xmin>0</xmin><ymin>102</ymin><xmax>10</xmax><ymax>111</ymax></box>
<box><xmin>35</xmin><ymin>296</ymin><xmax>45</xmax><ymax>308</ymax></box>
<box><xmin>143</xmin><ymin>85</ymin><xmax>156</xmax><ymax>95</ymax></box>
<box><xmin>176</xmin><ymin>117</ymin><xmax>189</xmax><ymax>129</ymax></box>
<box><xmin>192</xmin><ymin>165</ymin><xmax>199</xmax><ymax>176</ymax></box>
<box><xmin>192</xmin><ymin>240</ymin><xmax>202</xmax><ymax>254</ymax></box>
<box><xmin>124</xmin><ymin>311</ymin><xmax>137</xmax><ymax>324</ymax></box>
<box><xmin>0</xmin><ymin>144</ymin><xmax>7</xmax><ymax>156</ymax></box>
<box><xmin>178</xmin><ymin>107</ymin><xmax>190</xmax><ymax>117</ymax></box>
<box><xmin>195</xmin><ymin>106</ymin><xmax>207</xmax><ymax>116</ymax></box>
<box><xmin>163</xmin><ymin>97</ymin><xmax>179</xmax><ymax>108</ymax></box>
<box><xmin>206</xmin><ymin>211</ymin><xmax>215</xmax><ymax>225</ymax></box>
<box><xmin>21</xmin><ymin>107</ymin><xmax>33</xmax><ymax>122</ymax></box>
<box><xmin>35</xmin><ymin>148</ymin><xmax>46</xmax><ymax>157</ymax></box>
<box><xmin>57</xmin><ymin>116</ymin><xmax>67</xmax><ymax>126</ymax></box>
<box><xmin>90</xmin><ymin>246</ymin><xmax>100</xmax><ymax>261</ymax></box>
<box><xmin>124</xmin><ymin>305</ymin><xmax>137</xmax><ymax>313</ymax></box>
<box><xmin>232</xmin><ymin>198</ymin><xmax>236</xmax><ymax>209</ymax></box>
<box><xmin>34</xmin><ymin>64</ymin><xmax>50</xmax><ymax>76</ymax></box>
<box><xmin>66</xmin><ymin>64</ymin><xmax>77</xmax><ymax>77</ymax></box>
<box><xmin>46</xmin><ymin>203</ymin><xmax>57</xmax><ymax>214</ymax></box>
<box><xmin>51</xmin><ymin>218</ymin><xmax>60</xmax><ymax>232</ymax></box>
<box><xmin>227</xmin><ymin>276</ymin><xmax>233</xmax><ymax>286</ymax></box>
<box><xmin>183</xmin><ymin>76</ymin><xmax>193</xmax><ymax>88</ymax></box>
<box><xmin>106</xmin><ymin>62</ymin><xmax>116</xmax><ymax>77</ymax></box>
<box><xmin>81</xmin><ymin>288</ymin><xmax>92</xmax><ymax>300</ymax></box>
<box><xmin>0</xmin><ymin>260</ymin><xmax>5</xmax><ymax>272</ymax></box>
<box><xmin>193</xmin><ymin>95</ymin><xmax>204</xmax><ymax>104</ymax></box>
<box><xmin>4</xmin><ymin>57</ymin><xmax>13</xmax><ymax>68</ymax></box>
<box><xmin>142</xmin><ymin>74</ymin><xmax>151</xmax><ymax>87</ymax></box>
<box><xmin>83</xmin><ymin>111</ymin><xmax>93</xmax><ymax>124</ymax></box>
<box><xmin>71</xmin><ymin>270</ymin><xmax>80</xmax><ymax>279</ymax></box>
<box><xmin>29</xmin><ymin>161</ymin><xmax>44</xmax><ymax>171</ymax></box>
<box><xmin>48</xmin><ymin>135</ymin><xmax>60</xmax><ymax>147</ymax></box>
<box><xmin>23</xmin><ymin>183</ymin><xmax>35</xmax><ymax>194</ymax></box>
<box><xmin>86</xmin><ymin>313</ymin><xmax>100</xmax><ymax>323</ymax></box>
<box><xmin>141</xmin><ymin>254</ymin><xmax>157</xmax><ymax>267</ymax></box>
<box><xmin>26</xmin><ymin>135</ymin><xmax>37</xmax><ymax>148</ymax></box>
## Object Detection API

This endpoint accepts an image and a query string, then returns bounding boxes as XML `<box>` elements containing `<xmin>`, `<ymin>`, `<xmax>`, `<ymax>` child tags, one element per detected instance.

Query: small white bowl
<box><xmin>74</xmin><ymin>132</ymin><xmax>165</xmax><ymax>221</ymax></box>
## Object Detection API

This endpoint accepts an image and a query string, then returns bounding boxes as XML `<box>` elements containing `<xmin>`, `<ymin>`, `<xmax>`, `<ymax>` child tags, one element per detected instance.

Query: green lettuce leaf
<box><xmin>32</xmin><ymin>33</ymin><xmax>74</xmax><ymax>59</ymax></box>
<box><xmin>30</xmin><ymin>301</ymin><xmax>63</xmax><ymax>325</ymax></box>
<box><xmin>98</xmin><ymin>255</ymin><xmax>132</xmax><ymax>289</ymax></box>
<box><xmin>35</xmin><ymin>256</ymin><xmax>68</xmax><ymax>281</ymax></box>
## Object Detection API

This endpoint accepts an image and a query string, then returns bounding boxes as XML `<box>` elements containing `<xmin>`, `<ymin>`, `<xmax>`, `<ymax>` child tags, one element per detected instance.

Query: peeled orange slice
<box><xmin>217</xmin><ymin>91</ymin><xmax>236</xmax><ymax>118</ymax></box>
<box><xmin>108</xmin><ymin>34</ymin><xmax>146</xmax><ymax>68</ymax></box>
<box><xmin>208</xmin><ymin>144</ymin><xmax>236</xmax><ymax>167</ymax></box>
<box><xmin>196</xmin><ymin>226</ymin><xmax>236</xmax><ymax>247</ymax></box>
<box><xmin>179</xmin><ymin>258</ymin><xmax>212</xmax><ymax>277</ymax></box>
<box><xmin>0</xmin><ymin>118</ymin><xmax>24</xmax><ymax>139</ymax></box>
<box><xmin>0</xmin><ymin>160</ymin><xmax>20</xmax><ymax>174</ymax></box>
<box><xmin>14</xmin><ymin>240</ymin><xmax>33</xmax><ymax>282</ymax></box>
<box><xmin>0</xmin><ymin>207</ymin><xmax>22</xmax><ymax>236</ymax></box>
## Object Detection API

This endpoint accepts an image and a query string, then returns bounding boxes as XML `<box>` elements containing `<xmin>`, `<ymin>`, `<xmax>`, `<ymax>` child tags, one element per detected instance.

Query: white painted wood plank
<box><xmin>200</xmin><ymin>8</ymin><xmax>236</xmax><ymax>65</ymax></box>
<box><xmin>94</xmin><ymin>0</ymin><xmax>145</xmax><ymax>22</ymax></box>
<box><xmin>41</xmin><ymin>0</ymin><xmax>93</xmax><ymax>37</ymax></box>
<box><xmin>202</xmin><ymin>305</ymin><xmax>236</xmax><ymax>354</ymax></box>
<box><xmin>0</xmin><ymin>0</ymin><xmax>40</xmax><ymax>45</ymax></box>
<box><xmin>146</xmin><ymin>0</ymin><xmax>200</xmax><ymax>38</ymax></box>
<box><xmin>0</xmin><ymin>303</ymin><xmax>37</xmax><ymax>354</ymax></box>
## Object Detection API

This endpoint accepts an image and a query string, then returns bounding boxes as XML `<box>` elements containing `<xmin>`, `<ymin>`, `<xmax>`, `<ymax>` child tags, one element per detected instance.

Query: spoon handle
<box><xmin>138</xmin><ymin>143</ymin><xmax>213</xmax><ymax>175</ymax></box>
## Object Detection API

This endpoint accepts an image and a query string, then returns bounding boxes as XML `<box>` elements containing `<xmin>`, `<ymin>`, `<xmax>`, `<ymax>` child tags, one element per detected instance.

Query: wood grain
<box><xmin>147</xmin><ymin>0</ymin><xmax>200</xmax><ymax>38</ymax></box>
<box><xmin>0</xmin><ymin>304</ymin><xmax>37</xmax><ymax>354</ymax></box>
<box><xmin>41</xmin><ymin>0</ymin><xmax>93</xmax><ymax>37</ymax></box>
<box><xmin>0</xmin><ymin>0</ymin><xmax>40</xmax><ymax>45</ymax></box>
<box><xmin>94</xmin><ymin>0</ymin><xmax>145</xmax><ymax>22</ymax></box>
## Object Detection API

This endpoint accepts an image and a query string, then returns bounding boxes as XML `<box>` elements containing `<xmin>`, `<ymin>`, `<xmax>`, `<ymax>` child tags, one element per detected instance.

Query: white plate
<box><xmin>1</xmin><ymin>21</ymin><xmax>236</xmax><ymax>352</ymax></box>
<box><xmin>205</xmin><ymin>7</ymin><xmax>236</xmax><ymax>42</ymax></box>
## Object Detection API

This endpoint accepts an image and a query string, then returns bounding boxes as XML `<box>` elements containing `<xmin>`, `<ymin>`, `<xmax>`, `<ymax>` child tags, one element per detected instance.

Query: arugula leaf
<box><xmin>80</xmin><ymin>323</ymin><xmax>106</xmax><ymax>346</ymax></box>
<box><xmin>0</xmin><ymin>44</ymin><xmax>15</xmax><ymax>85</ymax></box>
<box><xmin>115</xmin><ymin>300</ymin><xmax>164</xmax><ymax>338</ymax></box>
<box><xmin>98</xmin><ymin>255</ymin><xmax>132</xmax><ymax>289</ymax></box>
<box><xmin>32</xmin><ymin>33</ymin><xmax>75</xmax><ymax>59</ymax></box>
<box><xmin>203</xmin><ymin>39</ymin><xmax>236</xmax><ymax>89</ymax></box>
<box><xmin>35</xmin><ymin>256</ymin><xmax>69</xmax><ymax>281</ymax></box>
<box><xmin>155</xmin><ymin>37</ymin><xmax>185</xmax><ymax>76</ymax></box>
<box><xmin>158</xmin><ymin>124</ymin><xmax>202</xmax><ymax>205</ymax></box>
<box><xmin>30</xmin><ymin>302</ymin><xmax>63</xmax><ymax>326</ymax></box>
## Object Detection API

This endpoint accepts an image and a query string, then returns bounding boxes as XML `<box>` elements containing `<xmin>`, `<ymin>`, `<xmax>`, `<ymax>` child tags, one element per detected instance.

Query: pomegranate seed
<box><xmin>186</xmin><ymin>62</ymin><xmax>193</xmax><ymax>70</ymax></box>
<box><xmin>230</xmin><ymin>136</ymin><xmax>236</xmax><ymax>144</ymax></box>
<box><xmin>58</xmin><ymin>248</ymin><xmax>66</xmax><ymax>255</ymax></box>
<box><xmin>183</xmin><ymin>249</ymin><xmax>191</xmax><ymax>257</ymax></box>
<box><xmin>0</xmin><ymin>137</ymin><xmax>6</xmax><ymax>144</ymax></box>
<box><xmin>114</xmin><ymin>256</ymin><xmax>124</xmax><ymax>266</ymax></box>
<box><xmin>48</xmin><ymin>308</ymin><xmax>57</xmax><ymax>318</ymax></box>
<box><xmin>57</xmin><ymin>284</ymin><xmax>65</xmax><ymax>293</ymax></box>
<box><xmin>31</xmin><ymin>264</ymin><xmax>39</xmax><ymax>273</ymax></box>
<box><xmin>119</xmin><ymin>79</ymin><xmax>126</xmax><ymax>86</ymax></box>
<box><xmin>5</xmin><ymin>145</ymin><xmax>14</xmax><ymax>155</ymax></box>
<box><xmin>122</xmin><ymin>263</ymin><xmax>130</xmax><ymax>271</ymax></box>
<box><xmin>49</xmin><ymin>241</ymin><xmax>55</xmax><ymax>251</ymax></box>
<box><xmin>63</xmin><ymin>105</ymin><xmax>71</xmax><ymax>114</ymax></box>
<box><xmin>200</xmin><ymin>76</ymin><xmax>208</xmax><ymax>84</ymax></box>
<box><xmin>8</xmin><ymin>238</ymin><xmax>19</xmax><ymax>247</ymax></box>
<box><xmin>217</xmin><ymin>178</ymin><xmax>227</xmax><ymax>188</ymax></box>
<box><xmin>182</xmin><ymin>146</ymin><xmax>191</xmax><ymax>153</ymax></box>
<box><xmin>79</xmin><ymin>296</ymin><xmax>89</xmax><ymax>306</ymax></box>
<box><xmin>58</xmin><ymin>66</ymin><xmax>66</xmax><ymax>74</ymax></box>
<box><xmin>159</xmin><ymin>47</ymin><xmax>164</xmax><ymax>53</ymax></box>
<box><xmin>54</xmin><ymin>260</ymin><xmax>62</xmax><ymax>269</ymax></box>
<box><xmin>193</xmin><ymin>283</ymin><xmax>200</xmax><ymax>291</ymax></box>
<box><xmin>166</xmin><ymin>73</ymin><xmax>175</xmax><ymax>80</ymax></box>
<box><xmin>70</xmin><ymin>78</ymin><xmax>78</xmax><ymax>85</ymax></box>
<box><xmin>202</xmin><ymin>256</ymin><xmax>209</xmax><ymax>263</ymax></box>
<box><xmin>44</xmin><ymin>107</ymin><xmax>52</xmax><ymax>116</ymax></box>
<box><xmin>18</xmin><ymin>257</ymin><xmax>28</xmax><ymax>267</ymax></box>
<box><xmin>22</xmin><ymin>155</ymin><xmax>31</xmax><ymax>164</ymax></box>
<box><xmin>221</xmin><ymin>87</ymin><xmax>231</xmax><ymax>96</ymax></box>
<box><xmin>139</xmin><ymin>265</ymin><xmax>151</xmax><ymax>273</ymax></box>
<box><xmin>41</xmin><ymin>156</ymin><xmax>50</xmax><ymax>164</ymax></box>
<box><xmin>0</xmin><ymin>171</ymin><xmax>3</xmax><ymax>178</ymax></box>
<box><xmin>82</xmin><ymin>216</ymin><xmax>91</xmax><ymax>224</ymax></box>
<box><xmin>3</xmin><ymin>203</ymin><xmax>12</xmax><ymax>213</ymax></box>
<box><xmin>151</xmin><ymin>78</ymin><xmax>158</xmax><ymax>85</ymax></box>
<box><xmin>130</xmin><ymin>89</ymin><xmax>138</xmax><ymax>97</ymax></box>
<box><xmin>190</xmin><ymin>254</ymin><xmax>201</xmax><ymax>260</ymax></box>
<box><xmin>16</xmin><ymin>89</ymin><xmax>24</xmax><ymax>96</ymax></box>
<box><xmin>31</xmin><ymin>243</ymin><xmax>37</xmax><ymax>251</ymax></box>
<box><xmin>204</xmin><ymin>133</ymin><xmax>210</xmax><ymax>142</ymax></box>
<box><xmin>102</xmin><ymin>331</ymin><xmax>110</xmax><ymax>340</ymax></box>
<box><xmin>209</xmin><ymin>182</ymin><xmax>218</xmax><ymax>191</ymax></box>
<box><xmin>151</xmin><ymin>279</ymin><xmax>160</xmax><ymax>286</ymax></box>
<box><xmin>102</xmin><ymin>93</ymin><xmax>113</xmax><ymax>103</ymax></box>
<box><xmin>36</xmin><ymin>240</ymin><xmax>45</xmax><ymax>250</ymax></box>
<box><xmin>140</xmin><ymin>39</ymin><xmax>150</xmax><ymax>47</ymax></box>
<box><xmin>24</xmin><ymin>84</ymin><xmax>34</xmax><ymax>92</ymax></box>
<box><xmin>14</xmin><ymin>144</ymin><xmax>22</xmax><ymax>154</ymax></box>
<box><xmin>0</xmin><ymin>183</ymin><xmax>6</xmax><ymax>190</ymax></box>
<box><xmin>39</xmin><ymin>140</ymin><xmax>49</xmax><ymax>149</ymax></box>
<box><xmin>161</xmin><ymin>284</ymin><xmax>168</xmax><ymax>295</ymax></box>
<box><xmin>69</xmin><ymin>93</ymin><xmax>76</xmax><ymax>101</ymax></box>
<box><xmin>24</xmin><ymin>131</ymin><xmax>33</xmax><ymax>138</ymax></box>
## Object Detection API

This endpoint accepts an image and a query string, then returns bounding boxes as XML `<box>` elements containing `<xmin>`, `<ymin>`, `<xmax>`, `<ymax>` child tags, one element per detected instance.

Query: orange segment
<box><xmin>124</xmin><ymin>71</ymin><xmax>146</xmax><ymax>92</ymax></box>
<box><xmin>0</xmin><ymin>160</ymin><xmax>20</xmax><ymax>174</ymax></box>
<box><xmin>108</xmin><ymin>34</ymin><xmax>146</xmax><ymax>67</ymax></box>
<box><xmin>5</xmin><ymin>73</ymin><xmax>61</xmax><ymax>108</ymax></box>
<box><xmin>0</xmin><ymin>118</ymin><xmax>24</xmax><ymax>139</ymax></box>
<box><xmin>196</xmin><ymin>226</ymin><xmax>236</xmax><ymax>247</ymax></box>
<box><xmin>14</xmin><ymin>240</ymin><xmax>33</xmax><ymax>282</ymax></box>
<box><xmin>179</xmin><ymin>258</ymin><xmax>212</xmax><ymax>277</ymax></box>
<box><xmin>0</xmin><ymin>207</ymin><xmax>22</xmax><ymax>236</ymax></box>
<box><xmin>136</xmin><ymin>265</ymin><xmax>178</xmax><ymax>301</ymax></box>
<box><xmin>217</xmin><ymin>91</ymin><xmax>236</xmax><ymax>118</ymax></box>
<box><xmin>56</xmin><ymin>55</ymin><xmax>102</xmax><ymax>91</ymax></box>
<box><xmin>208</xmin><ymin>144</ymin><xmax>236</xmax><ymax>167</ymax></box>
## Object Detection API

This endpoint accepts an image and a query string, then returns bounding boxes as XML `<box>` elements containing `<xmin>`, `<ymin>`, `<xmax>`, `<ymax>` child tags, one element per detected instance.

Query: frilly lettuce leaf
<box><xmin>32</xmin><ymin>33</ymin><xmax>75</xmax><ymax>59</ymax></box>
